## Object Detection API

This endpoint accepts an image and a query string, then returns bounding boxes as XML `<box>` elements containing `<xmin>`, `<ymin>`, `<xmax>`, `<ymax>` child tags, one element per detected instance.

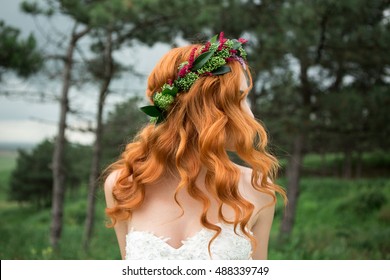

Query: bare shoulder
<box><xmin>235</xmin><ymin>164</ymin><xmax>275</xmax><ymax>203</ymax></box>
<box><xmin>104</xmin><ymin>169</ymin><xmax>132</xmax><ymax>208</ymax></box>
<box><xmin>234</xmin><ymin>164</ymin><xmax>277</xmax><ymax>259</ymax></box>
<box><xmin>234</xmin><ymin>164</ymin><xmax>275</xmax><ymax>225</ymax></box>
<box><xmin>104</xmin><ymin>169</ymin><xmax>134</xmax><ymax>205</ymax></box>
<box><xmin>104</xmin><ymin>169</ymin><xmax>121</xmax><ymax>196</ymax></box>
<box><xmin>103</xmin><ymin>169</ymin><xmax>130</xmax><ymax>260</ymax></box>
<box><xmin>104</xmin><ymin>170</ymin><xmax>120</xmax><ymax>209</ymax></box>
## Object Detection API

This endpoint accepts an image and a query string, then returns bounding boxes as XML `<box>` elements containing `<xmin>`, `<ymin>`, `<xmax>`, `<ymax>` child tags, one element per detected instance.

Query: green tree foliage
<box><xmin>0</xmin><ymin>20</ymin><xmax>42</xmax><ymax>80</ymax></box>
<box><xmin>9</xmin><ymin>140</ymin><xmax>54</xmax><ymax>208</ymax></box>
<box><xmin>253</xmin><ymin>0</ymin><xmax>389</xmax><ymax>232</ymax></box>
<box><xmin>8</xmin><ymin>139</ymin><xmax>91</xmax><ymax>209</ymax></box>
<box><xmin>102</xmin><ymin>97</ymin><xmax>146</xmax><ymax>167</ymax></box>
<box><xmin>249</xmin><ymin>0</ymin><xmax>390</xmax><ymax>155</ymax></box>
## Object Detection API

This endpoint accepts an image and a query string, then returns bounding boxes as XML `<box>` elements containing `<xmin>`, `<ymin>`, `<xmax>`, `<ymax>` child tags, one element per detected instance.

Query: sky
<box><xmin>0</xmin><ymin>0</ymin><xmax>171</xmax><ymax>147</ymax></box>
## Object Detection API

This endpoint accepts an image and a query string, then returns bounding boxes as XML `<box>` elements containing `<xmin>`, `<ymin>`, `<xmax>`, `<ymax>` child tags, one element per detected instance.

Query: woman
<box><xmin>104</xmin><ymin>32</ymin><xmax>286</xmax><ymax>260</ymax></box>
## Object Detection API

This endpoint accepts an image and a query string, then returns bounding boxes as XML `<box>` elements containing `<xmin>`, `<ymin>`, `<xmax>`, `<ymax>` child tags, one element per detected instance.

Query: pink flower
<box><xmin>238</xmin><ymin>38</ymin><xmax>248</xmax><ymax>44</ymax></box>
<box><xmin>225</xmin><ymin>57</ymin><xmax>234</xmax><ymax>63</ymax></box>
<box><xmin>229</xmin><ymin>49</ymin><xmax>237</xmax><ymax>54</ymax></box>
<box><xmin>178</xmin><ymin>64</ymin><xmax>189</xmax><ymax>78</ymax></box>
<box><xmin>201</xmin><ymin>42</ymin><xmax>211</xmax><ymax>53</ymax></box>
<box><xmin>167</xmin><ymin>79</ymin><xmax>173</xmax><ymax>86</ymax></box>
<box><xmin>218</xmin><ymin>31</ymin><xmax>228</xmax><ymax>51</ymax></box>
<box><xmin>188</xmin><ymin>47</ymin><xmax>198</xmax><ymax>68</ymax></box>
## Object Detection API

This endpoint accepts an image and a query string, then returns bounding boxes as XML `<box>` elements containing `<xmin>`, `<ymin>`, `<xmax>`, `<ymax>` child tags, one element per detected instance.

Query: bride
<box><xmin>104</xmin><ymin>32</ymin><xmax>286</xmax><ymax>260</ymax></box>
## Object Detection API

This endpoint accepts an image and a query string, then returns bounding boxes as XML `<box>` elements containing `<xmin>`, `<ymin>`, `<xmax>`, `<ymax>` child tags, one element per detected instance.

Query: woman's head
<box><xmin>105</xmin><ymin>33</ymin><xmax>285</xmax><ymax>256</ymax></box>
<box><xmin>142</xmin><ymin>33</ymin><xmax>250</xmax><ymax>122</ymax></box>
<box><xmin>145</xmin><ymin>43</ymin><xmax>256</xmax><ymax>159</ymax></box>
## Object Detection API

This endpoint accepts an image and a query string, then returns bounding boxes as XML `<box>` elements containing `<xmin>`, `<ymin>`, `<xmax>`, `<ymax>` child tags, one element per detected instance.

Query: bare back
<box><xmin>104</xmin><ymin>163</ymin><xmax>275</xmax><ymax>259</ymax></box>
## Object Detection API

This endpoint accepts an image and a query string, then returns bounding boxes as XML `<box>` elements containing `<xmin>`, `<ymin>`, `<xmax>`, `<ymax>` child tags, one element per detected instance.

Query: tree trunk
<box><xmin>279</xmin><ymin>60</ymin><xmax>310</xmax><ymax>240</ymax></box>
<box><xmin>50</xmin><ymin>35</ymin><xmax>73</xmax><ymax>250</ymax></box>
<box><xmin>279</xmin><ymin>132</ymin><xmax>305</xmax><ymax>239</ymax></box>
<box><xmin>50</xmin><ymin>25</ymin><xmax>90</xmax><ymax>249</ymax></box>
<box><xmin>84</xmin><ymin>30</ymin><xmax>114</xmax><ymax>250</ymax></box>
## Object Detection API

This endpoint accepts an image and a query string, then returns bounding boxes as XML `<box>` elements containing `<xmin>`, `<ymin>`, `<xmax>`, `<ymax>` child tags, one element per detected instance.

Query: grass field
<box><xmin>0</xmin><ymin>150</ymin><xmax>389</xmax><ymax>259</ymax></box>
<box><xmin>270</xmin><ymin>177</ymin><xmax>390</xmax><ymax>259</ymax></box>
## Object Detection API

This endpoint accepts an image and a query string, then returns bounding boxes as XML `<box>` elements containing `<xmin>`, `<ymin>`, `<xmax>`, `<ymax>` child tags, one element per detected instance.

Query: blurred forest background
<box><xmin>0</xmin><ymin>0</ymin><xmax>389</xmax><ymax>259</ymax></box>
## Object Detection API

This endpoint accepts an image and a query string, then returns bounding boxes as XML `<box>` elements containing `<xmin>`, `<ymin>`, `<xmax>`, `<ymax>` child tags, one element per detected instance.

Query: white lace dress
<box><xmin>125</xmin><ymin>223</ymin><xmax>252</xmax><ymax>260</ymax></box>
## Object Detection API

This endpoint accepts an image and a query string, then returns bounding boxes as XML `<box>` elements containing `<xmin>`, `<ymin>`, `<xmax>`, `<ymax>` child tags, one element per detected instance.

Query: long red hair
<box><xmin>105</xmin><ymin>45</ymin><xmax>286</xmax><ymax>254</ymax></box>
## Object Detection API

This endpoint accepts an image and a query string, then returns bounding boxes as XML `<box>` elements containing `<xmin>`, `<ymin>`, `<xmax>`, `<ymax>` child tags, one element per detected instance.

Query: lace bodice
<box><xmin>125</xmin><ymin>223</ymin><xmax>252</xmax><ymax>260</ymax></box>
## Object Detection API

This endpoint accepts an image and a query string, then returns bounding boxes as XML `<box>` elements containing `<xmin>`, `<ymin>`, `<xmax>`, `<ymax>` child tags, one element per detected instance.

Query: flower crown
<box><xmin>141</xmin><ymin>32</ymin><xmax>248</xmax><ymax>124</ymax></box>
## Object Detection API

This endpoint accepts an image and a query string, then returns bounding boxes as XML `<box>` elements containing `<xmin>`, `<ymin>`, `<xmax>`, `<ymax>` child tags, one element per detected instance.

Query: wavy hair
<box><xmin>105</xmin><ymin>44</ymin><xmax>286</xmax><ymax>256</ymax></box>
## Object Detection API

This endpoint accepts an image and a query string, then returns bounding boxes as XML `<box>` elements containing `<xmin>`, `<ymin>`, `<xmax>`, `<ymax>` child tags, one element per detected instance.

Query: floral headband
<box><xmin>141</xmin><ymin>32</ymin><xmax>248</xmax><ymax>124</ymax></box>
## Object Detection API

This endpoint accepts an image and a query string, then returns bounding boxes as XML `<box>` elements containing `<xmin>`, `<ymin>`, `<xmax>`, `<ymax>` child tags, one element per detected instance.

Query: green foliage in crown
<box><xmin>140</xmin><ymin>32</ymin><xmax>248</xmax><ymax>124</ymax></box>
